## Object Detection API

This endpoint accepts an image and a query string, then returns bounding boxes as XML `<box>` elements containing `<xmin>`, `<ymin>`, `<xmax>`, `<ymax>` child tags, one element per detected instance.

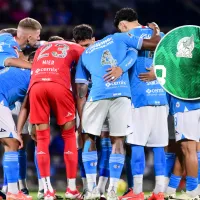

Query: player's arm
<box><xmin>118</xmin><ymin>22</ymin><xmax>160</xmax><ymax>51</ymax></box>
<box><xmin>75</xmin><ymin>56</ymin><xmax>89</xmax><ymax>132</ymax></box>
<box><xmin>17</xmin><ymin>94</ymin><xmax>30</xmax><ymax>148</ymax></box>
<box><xmin>104</xmin><ymin>48</ymin><xmax>138</xmax><ymax>82</ymax></box>
<box><xmin>4</xmin><ymin>57</ymin><xmax>32</xmax><ymax>69</ymax></box>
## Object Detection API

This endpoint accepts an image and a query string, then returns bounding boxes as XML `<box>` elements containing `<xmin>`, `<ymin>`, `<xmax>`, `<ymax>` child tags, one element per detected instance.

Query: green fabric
<box><xmin>154</xmin><ymin>26</ymin><xmax>200</xmax><ymax>100</ymax></box>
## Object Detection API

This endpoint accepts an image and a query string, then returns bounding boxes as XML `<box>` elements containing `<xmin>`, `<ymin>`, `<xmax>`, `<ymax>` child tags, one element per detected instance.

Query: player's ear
<box><xmin>92</xmin><ymin>37</ymin><xmax>95</xmax><ymax>43</ymax></box>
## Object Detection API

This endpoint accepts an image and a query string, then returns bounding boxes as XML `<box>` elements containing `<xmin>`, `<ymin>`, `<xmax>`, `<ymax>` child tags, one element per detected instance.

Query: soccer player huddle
<box><xmin>0</xmin><ymin>7</ymin><xmax>199</xmax><ymax>200</ymax></box>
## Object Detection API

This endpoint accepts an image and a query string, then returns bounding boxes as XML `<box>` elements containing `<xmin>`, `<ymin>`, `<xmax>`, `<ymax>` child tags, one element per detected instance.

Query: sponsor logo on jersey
<box><xmin>64</xmin><ymin>151</ymin><xmax>73</xmax><ymax>155</ymax></box>
<box><xmin>37</xmin><ymin>151</ymin><xmax>46</xmax><ymax>155</ymax></box>
<box><xmin>35</xmin><ymin>67</ymin><xmax>58</xmax><ymax>74</ymax></box>
<box><xmin>105</xmin><ymin>81</ymin><xmax>126</xmax><ymax>88</ymax></box>
<box><xmin>146</xmin><ymin>88</ymin><xmax>164</xmax><ymax>94</ymax></box>
<box><xmin>176</xmin><ymin>35</ymin><xmax>194</xmax><ymax>58</ymax></box>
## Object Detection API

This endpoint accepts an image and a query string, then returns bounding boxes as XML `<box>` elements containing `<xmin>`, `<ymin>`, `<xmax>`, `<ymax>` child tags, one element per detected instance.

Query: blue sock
<box><xmin>131</xmin><ymin>145</ymin><xmax>145</xmax><ymax>175</ymax></box>
<box><xmin>168</xmin><ymin>174</ymin><xmax>182</xmax><ymax>189</ymax></box>
<box><xmin>186</xmin><ymin>176</ymin><xmax>198</xmax><ymax>191</ymax></box>
<box><xmin>3</xmin><ymin>152</ymin><xmax>19</xmax><ymax>183</ymax></box>
<box><xmin>125</xmin><ymin>154</ymin><xmax>133</xmax><ymax>188</ymax></box>
<box><xmin>109</xmin><ymin>154</ymin><xmax>125</xmax><ymax>179</ymax></box>
<box><xmin>82</xmin><ymin>150</ymin><xmax>98</xmax><ymax>191</ymax></box>
<box><xmin>34</xmin><ymin>147</ymin><xmax>41</xmax><ymax>179</ymax></box>
<box><xmin>82</xmin><ymin>151</ymin><xmax>98</xmax><ymax>174</ymax></box>
<box><xmin>153</xmin><ymin>147</ymin><xmax>166</xmax><ymax>176</ymax></box>
<box><xmin>197</xmin><ymin>152</ymin><xmax>200</xmax><ymax>185</ymax></box>
<box><xmin>165</xmin><ymin>153</ymin><xmax>176</xmax><ymax>178</ymax></box>
<box><xmin>99</xmin><ymin>138</ymin><xmax>111</xmax><ymax>178</ymax></box>
<box><xmin>78</xmin><ymin>148</ymin><xmax>86</xmax><ymax>178</ymax></box>
<box><xmin>18</xmin><ymin>149</ymin><xmax>27</xmax><ymax>180</ymax></box>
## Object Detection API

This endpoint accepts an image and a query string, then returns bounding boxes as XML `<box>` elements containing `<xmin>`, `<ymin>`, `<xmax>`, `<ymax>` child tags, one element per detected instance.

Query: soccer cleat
<box><xmin>65</xmin><ymin>188</ymin><xmax>82</xmax><ymax>199</ymax></box>
<box><xmin>37</xmin><ymin>189</ymin><xmax>63</xmax><ymax>200</ymax></box>
<box><xmin>91</xmin><ymin>187</ymin><xmax>101</xmax><ymax>200</ymax></box>
<box><xmin>107</xmin><ymin>189</ymin><xmax>119</xmax><ymax>200</ymax></box>
<box><xmin>147</xmin><ymin>192</ymin><xmax>164</xmax><ymax>200</ymax></box>
<box><xmin>83</xmin><ymin>190</ymin><xmax>92</xmax><ymax>200</ymax></box>
<box><xmin>21</xmin><ymin>188</ymin><xmax>29</xmax><ymax>195</ymax></box>
<box><xmin>176</xmin><ymin>192</ymin><xmax>199</xmax><ymax>200</ymax></box>
<box><xmin>0</xmin><ymin>191</ymin><xmax>6</xmax><ymax>200</ymax></box>
<box><xmin>164</xmin><ymin>193</ymin><xmax>176</xmax><ymax>200</ymax></box>
<box><xmin>44</xmin><ymin>190</ymin><xmax>56</xmax><ymax>200</ymax></box>
<box><xmin>100</xmin><ymin>194</ymin><xmax>106</xmax><ymax>200</ymax></box>
<box><xmin>6</xmin><ymin>191</ymin><xmax>32</xmax><ymax>200</ymax></box>
<box><xmin>119</xmin><ymin>188</ymin><xmax>144</xmax><ymax>200</ymax></box>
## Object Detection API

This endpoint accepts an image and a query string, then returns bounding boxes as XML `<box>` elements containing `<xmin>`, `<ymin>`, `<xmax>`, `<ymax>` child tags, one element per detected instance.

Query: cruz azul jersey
<box><xmin>0</xmin><ymin>33</ymin><xmax>20</xmax><ymax>69</ymax></box>
<box><xmin>29</xmin><ymin>41</ymin><xmax>84</xmax><ymax>91</ymax></box>
<box><xmin>128</xmin><ymin>26</ymin><xmax>168</xmax><ymax>108</ymax></box>
<box><xmin>168</xmin><ymin>94</ymin><xmax>200</xmax><ymax>115</ymax></box>
<box><xmin>0</xmin><ymin>67</ymin><xmax>30</xmax><ymax>109</ymax></box>
<box><xmin>75</xmin><ymin>32</ymin><xmax>142</xmax><ymax>101</ymax></box>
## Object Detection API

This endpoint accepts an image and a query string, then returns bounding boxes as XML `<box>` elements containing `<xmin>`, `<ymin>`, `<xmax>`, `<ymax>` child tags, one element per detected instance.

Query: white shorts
<box><xmin>168</xmin><ymin>114</ymin><xmax>176</xmax><ymax>140</ymax></box>
<box><xmin>82</xmin><ymin>97</ymin><xmax>133</xmax><ymax>137</ymax></box>
<box><xmin>174</xmin><ymin>110</ymin><xmax>200</xmax><ymax>142</ymax></box>
<box><xmin>76</xmin><ymin>112</ymin><xmax>109</xmax><ymax>132</ymax></box>
<box><xmin>126</xmin><ymin>105</ymin><xmax>169</xmax><ymax>147</ymax></box>
<box><xmin>11</xmin><ymin>101</ymin><xmax>29</xmax><ymax>134</ymax></box>
<box><xmin>0</xmin><ymin>104</ymin><xmax>18</xmax><ymax>140</ymax></box>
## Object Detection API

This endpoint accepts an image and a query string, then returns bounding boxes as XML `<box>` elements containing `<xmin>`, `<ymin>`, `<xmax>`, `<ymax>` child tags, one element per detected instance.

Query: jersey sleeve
<box><xmin>0</xmin><ymin>45</ymin><xmax>19</xmax><ymax>67</ymax></box>
<box><xmin>118</xmin><ymin>48</ymin><xmax>138</xmax><ymax>72</ymax></box>
<box><xmin>114</xmin><ymin>32</ymin><xmax>143</xmax><ymax>50</ymax></box>
<box><xmin>75</xmin><ymin>55</ymin><xmax>90</xmax><ymax>85</ymax></box>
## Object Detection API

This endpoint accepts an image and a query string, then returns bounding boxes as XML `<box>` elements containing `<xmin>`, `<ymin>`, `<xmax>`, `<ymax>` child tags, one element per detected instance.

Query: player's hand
<box><xmin>147</xmin><ymin>22</ymin><xmax>160</xmax><ymax>31</ymax></box>
<box><xmin>104</xmin><ymin>67</ymin><xmax>123</xmax><ymax>82</ymax></box>
<box><xmin>17</xmin><ymin>133</ymin><xmax>24</xmax><ymax>149</ymax></box>
<box><xmin>138</xmin><ymin>67</ymin><xmax>156</xmax><ymax>82</ymax></box>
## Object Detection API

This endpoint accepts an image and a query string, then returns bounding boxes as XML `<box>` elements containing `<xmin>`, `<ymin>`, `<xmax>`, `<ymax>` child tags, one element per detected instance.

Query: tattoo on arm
<box><xmin>77</xmin><ymin>83</ymin><xmax>88</xmax><ymax>98</ymax></box>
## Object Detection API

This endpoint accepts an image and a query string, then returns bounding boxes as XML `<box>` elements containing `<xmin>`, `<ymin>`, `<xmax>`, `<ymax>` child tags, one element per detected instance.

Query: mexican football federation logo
<box><xmin>101</xmin><ymin>49</ymin><xmax>117</xmax><ymax>67</ymax></box>
<box><xmin>176</xmin><ymin>35</ymin><xmax>194</xmax><ymax>58</ymax></box>
<box><xmin>154</xmin><ymin>25</ymin><xmax>200</xmax><ymax>100</ymax></box>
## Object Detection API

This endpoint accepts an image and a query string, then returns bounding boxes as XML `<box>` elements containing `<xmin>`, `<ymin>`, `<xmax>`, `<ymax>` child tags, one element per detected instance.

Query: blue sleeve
<box><xmin>114</xmin><ymin>32</ymin><xmax>143</xmax><ymax>50</ymax></box>
<box><xmin>0</xmin><ymin>44</ymin><xmax>19</xmax><ymax>67</ymax></box>
<box><xmin>118</xmin><ymin>48</ymin><xmax>138</xmax><ymax>72</ymax></box>
<box><xmin>75</xmin><ymin>55</ymin><xmax>90</xmax><ymax>84</ymax></box>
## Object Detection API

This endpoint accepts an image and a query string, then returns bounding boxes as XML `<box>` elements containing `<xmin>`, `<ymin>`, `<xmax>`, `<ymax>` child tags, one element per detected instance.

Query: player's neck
<box><xmin>128</xmin><ymin>21</ymin><xmax>141</xmax><ymax>30</ymax></box>
<box><xmin>15</xmin><ymin>37</ymin><xmax>27</xmax><ymax>49</ymax></box>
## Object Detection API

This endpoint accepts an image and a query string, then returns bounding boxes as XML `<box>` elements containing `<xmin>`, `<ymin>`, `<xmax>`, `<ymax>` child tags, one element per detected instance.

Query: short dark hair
<box><xmin>48</xmin><ymin>36</ymin><xmax>64</xmax><ymax>42</ymax></box>
<box><xmin>114</xmin><ymin>8</ymin><xmax>138</xmax><ymax>28</ymax></box>
<box><xmin>73</xmin><ymin>24</ymin><xmax>93</xmax><ymax>42</ymax></box>
<box><xmin>0</xmin><ymin>28</ymin><xmax>17</xmax><ymax>36</ymax></box>
<box><xmin>28</xmin><ymin>51</ymin><xmax>36</xmax><ymax>62</ymax></box>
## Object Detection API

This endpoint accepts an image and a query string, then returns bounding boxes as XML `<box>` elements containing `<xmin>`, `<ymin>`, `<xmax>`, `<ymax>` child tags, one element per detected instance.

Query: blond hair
<box><xmin>18</xmin><ymin>18</ymin><xmax>42</xmax><ymax>30</ymax></box>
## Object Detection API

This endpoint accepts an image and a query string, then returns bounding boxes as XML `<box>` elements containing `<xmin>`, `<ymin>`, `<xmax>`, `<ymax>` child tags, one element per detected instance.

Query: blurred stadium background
<box><xmin>0</xmin><ymin>0</ymin><xmax>199</xmax><ymax>193</ymax></box>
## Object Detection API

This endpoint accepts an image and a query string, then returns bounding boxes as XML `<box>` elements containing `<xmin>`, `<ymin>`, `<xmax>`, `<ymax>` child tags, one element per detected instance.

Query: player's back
<box><xmin>81</xmin><ymin>34</ymin><xmax>136</xmax><ymax>101</ymax></box>
<box><xmin>0</xmin><ymin>67</ymin><xmax>30</xmax><ymax>108</ymax></box>
<box><xmin>30</xmin><ymin>40</ymin><xmax>84</xmax><ymax>90</ymax></box>
<box><xmin>129</xmin><ymin>26</ymin><xmax>167</xmax><ymax>108</ymax></box>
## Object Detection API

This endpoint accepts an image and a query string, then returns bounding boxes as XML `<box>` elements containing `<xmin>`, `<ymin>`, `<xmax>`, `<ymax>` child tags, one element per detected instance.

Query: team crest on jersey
<box><xmin>176</xmin><ymin>35</ymin><xmax>194</xmax><ymax>58</ymax></box>
<box><xmin>101</xmin><ymin>49</ymin><xmax>117</xmax><ymax>67</ymax></box>
<box><xmin>176</xmin><ymin>102</ymin><xmax>180</xmax><ymax>108</ymax></box>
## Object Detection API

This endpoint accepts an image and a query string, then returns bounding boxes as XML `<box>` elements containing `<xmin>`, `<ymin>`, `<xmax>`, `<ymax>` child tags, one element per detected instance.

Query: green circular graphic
<box><xmin>154</xmin><ymin>25</ymin><xmax>200</xmax><ymax>100</ymax></box>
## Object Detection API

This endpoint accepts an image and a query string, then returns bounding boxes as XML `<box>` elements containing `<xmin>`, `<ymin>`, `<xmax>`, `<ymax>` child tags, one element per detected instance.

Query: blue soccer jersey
<box><xmin>75</xmin><ymin>33</ymin><xmax>141</xmax><ymax>101</ymax></box>
<box><xmin>0</xmin><ymin>33</ymin><xmax>20</xmax><ymax>69</ymax></box>
<box><xmin>0</xmin><ymin>67</ymin><xmax>30</xmax><ymax>109</ymax></box>
<box><xmin>169</xmin><ymin>95</ymin><xmax>200</xmax><ymax>115</ymax></box>
<box><xmin>128</xmin><ymin>26</ymin><xmax>168</xmax><ymax>108</ymax></box>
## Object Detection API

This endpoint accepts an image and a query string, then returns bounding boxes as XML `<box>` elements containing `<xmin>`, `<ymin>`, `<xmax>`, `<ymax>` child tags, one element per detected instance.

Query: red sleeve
<box><xmin>72</xmin><ymin>44</ymin><xmax>84</xmax><ymax>64</ymax></box>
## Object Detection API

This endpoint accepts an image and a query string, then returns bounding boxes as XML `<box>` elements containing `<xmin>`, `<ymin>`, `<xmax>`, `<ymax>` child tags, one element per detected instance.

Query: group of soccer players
<box><xmin>0</xmin><ymin>6</ymin><xmax>200</xmax><ymax>200</ymax></box>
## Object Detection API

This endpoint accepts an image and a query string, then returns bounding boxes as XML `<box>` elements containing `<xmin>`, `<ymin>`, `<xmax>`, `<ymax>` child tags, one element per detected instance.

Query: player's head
<box><xmin>48</xmin><ymin>36</ymin><xmax>65</xmax><ymax>42</ymax></box>
<box><xmin>17</xmin><ymin>17</ymin><xmax>42</xmax><ymax>48</ymax></box>
<box><xmin>28</xmin><ymin>51</ymin><xmax>36</xmax><ymax>63</ymax></box>
<box><xmin>0</xmin><ymin>28</ymin><xmax>17</xmax><ymax>36</ymax></box>
<box><xmin>114</xmin><ymin>8</ymin><xmax>138</xmax><ymax>32</ymax></box>
<box><xmin>73</xmin><ymin>24</ymin><xmax>95</xmax><ymax>48</ymax></box>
